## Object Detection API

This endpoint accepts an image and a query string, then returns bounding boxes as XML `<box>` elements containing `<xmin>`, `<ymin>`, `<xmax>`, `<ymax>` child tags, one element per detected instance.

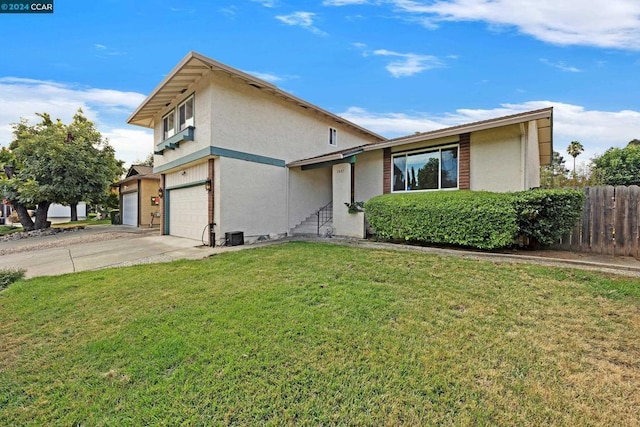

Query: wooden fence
<box><xmin>552</xmin><ymin>186</ymin><xmax>640</xmax><ymax>257</ymax></box>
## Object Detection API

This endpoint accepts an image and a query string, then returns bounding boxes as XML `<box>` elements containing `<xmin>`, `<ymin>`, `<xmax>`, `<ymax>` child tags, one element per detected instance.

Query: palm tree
<box><xmin>567</xmin><ymin>140</ymin><xmax>584</xmax><ymax>178</ymax></box>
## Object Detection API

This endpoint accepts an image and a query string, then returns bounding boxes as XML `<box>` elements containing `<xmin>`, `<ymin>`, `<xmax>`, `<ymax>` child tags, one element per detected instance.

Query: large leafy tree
<box><xmin>0</xmin><ymin>110</ymin><xmax>123</xmax><ymax>230</ymax></box>
<box><xmin>591</xmin><ymin>140</ymin><xmax>640</xmax><ymax>186</ymax></box>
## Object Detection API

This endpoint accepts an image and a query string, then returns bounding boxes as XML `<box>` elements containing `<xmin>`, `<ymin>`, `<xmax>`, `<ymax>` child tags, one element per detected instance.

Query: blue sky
<box><xmin>0</xmin><ymin>0</ymin><xmax>638</xmax><ymax>169</ymax></box>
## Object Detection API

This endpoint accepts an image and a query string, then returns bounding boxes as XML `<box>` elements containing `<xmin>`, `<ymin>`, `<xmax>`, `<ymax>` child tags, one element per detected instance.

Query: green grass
<box><xmin>1</xmin><ymin>242</ymin><xmax>639</xmax><ymax>425</ymax></box>
<box><xmin>0</xmin><ymin>225</ymin><xmax>22</xmax><ymax>236</ymax></box>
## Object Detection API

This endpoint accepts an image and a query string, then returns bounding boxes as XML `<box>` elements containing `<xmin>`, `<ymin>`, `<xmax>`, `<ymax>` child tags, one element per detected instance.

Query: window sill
<box><xmin>155</xmin><ymin>126</ymin><xmax>195</xmax><ymax>155</ymax></box>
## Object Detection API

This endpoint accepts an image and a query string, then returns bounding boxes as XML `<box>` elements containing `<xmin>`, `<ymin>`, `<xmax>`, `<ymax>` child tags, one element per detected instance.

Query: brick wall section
<box><xmin>383</xmin><ymin>148</ymin><xmax>391</xmax><ymax>194</ymax></box>
<box><xmin>160</xmin><ymin>174</ymin><xmax>166</xmax><ymax>235</ymax></box>
<box><xmin>458</xmin><ymin>133</ymin><xmax>470</xmax><ymax>190</ymax></box>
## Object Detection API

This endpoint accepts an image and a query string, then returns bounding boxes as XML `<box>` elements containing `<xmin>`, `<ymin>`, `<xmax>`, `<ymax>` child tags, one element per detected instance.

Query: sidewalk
<box><xmin>290</xmin><ymin>236</ymin><xmax>640</xmax><ymax>277</ymax></box>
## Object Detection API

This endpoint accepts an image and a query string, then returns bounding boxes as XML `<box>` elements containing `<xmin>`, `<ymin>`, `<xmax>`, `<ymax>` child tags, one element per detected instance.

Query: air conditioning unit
<box><xmin>225</xmin><ymin>231</ymin><xmax>244</xmax><ymax>246</ymax></box>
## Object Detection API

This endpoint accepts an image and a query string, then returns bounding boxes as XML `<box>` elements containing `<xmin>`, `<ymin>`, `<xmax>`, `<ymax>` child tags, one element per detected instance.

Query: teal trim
<box><xmin>209</xmin><ymin>146</ymin><xmax>286</xmax><ymax>167</ymax></box>
<box><xmin>166</xmin><ymin>179</ymin><xmax>208</xmax><ymax>191</ymax></box>
<box><xmin>301</xmin><ymin>155</ymin><xmax>357</xmax><ymax>171</ymax></box>
<box><xmin>155</xmin><ymin>126</ymin><xmax>195</xmax><ymax>154</ymax></box>
<box><xmin>154</xmin><ymin>146</ymin><xmax>286</xmax><ymax>173</ymax></box>
<box><xmin>155</xmin><ymin>148</ymin><xmax>211</xmax><ymax>173</ymax></box>
<box><xmin>164</xmin><ymin>190</ymin><xmax>170</xmax><ymax>234</ymax></box>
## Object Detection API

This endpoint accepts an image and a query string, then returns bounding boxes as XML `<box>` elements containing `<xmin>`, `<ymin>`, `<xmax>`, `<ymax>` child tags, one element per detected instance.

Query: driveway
<box><xmin>0</xmin><ymin>226</ymin><xmax>220</xmax><ymax>278</ymax></box>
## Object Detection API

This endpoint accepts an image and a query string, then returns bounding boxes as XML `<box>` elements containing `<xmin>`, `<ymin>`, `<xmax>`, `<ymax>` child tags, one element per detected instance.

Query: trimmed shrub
<box><xmin>365</xmin><ymin>191</ymin><xmax>519</xmax><ymax>250</ymax></box>
<box><xmin>365</xmin><ymin>189</ymin><xmax>585</xmax><ymax>250</ymax></box>
<box><xmin>0</xmin><ymin>268</ymin><xmax>26</xmax><ymax>290</ymax></box>
<box><xmin>511</xmin><ymin>189</ymin><xmax>585</xmax><ymax>247</ymax></box>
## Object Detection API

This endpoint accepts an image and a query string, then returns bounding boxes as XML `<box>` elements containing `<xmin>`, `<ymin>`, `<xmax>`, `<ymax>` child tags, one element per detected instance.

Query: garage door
<box><xmin>122</xmin><ymin>192</ymin><xmax>138</xmax><ymax>226</ymax></box>
<box><xmin>168</xmin><ymin>185</ymin><xmax>209</xmax><ymax>242</ymax></box>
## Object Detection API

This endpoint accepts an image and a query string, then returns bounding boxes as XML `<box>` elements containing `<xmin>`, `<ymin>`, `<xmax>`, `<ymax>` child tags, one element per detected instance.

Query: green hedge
<box><xmin>365</xmin><ymin>189</ymin><xmax>584</xmax><ymax>250</ymax></box>
<box><xmin>365</xmin><ymin>191</ymin><xmax>518</xmax><ymax>249</ymax></box>
<box><xmin>512</xmin><ymin>189</ymin><xmax>585</xmax><ymax>247</ymax></box>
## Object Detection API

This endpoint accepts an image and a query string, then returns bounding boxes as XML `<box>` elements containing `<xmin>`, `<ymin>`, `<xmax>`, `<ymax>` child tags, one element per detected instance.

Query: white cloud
<box><xmin>372</xmin><ymin>49</ymin><xmax>444</xmax><ymax>77</ymax></box>
<box><xmin>251</xmin><ymin>0</ymin><xmax>278</xmax><ymax>7</ymax></box>
<box><xmin>390</xmin><ymin>0</ymin><xmax>640</xmax><ymax>50</ymax></box>
<box><xmin>540</xmin><ymin>58</ymin><xmax>582</xmax><ymax>73</ymax></box>
<box><xmin>0</xmin><ymin>77</ymin><xmax>152</xmax><ymax>167</ymax></box>
<box><xmin>339</xmin><ymin>101</ymin><xmax>640</xmax><ymax>161</ymax></box>
<box><xmin>243</xmin><ymin>71</ymin><xmax>284</xmax><ymax>83</ymax></box>
<box><xmin>276</xmin><ymin>11</ymin><xmax>327</xmax><ymax>36</ymax></box>
<box><xmin>323</xmin><ymin>0</ymin><xmax>371</xmax><ymax>5</ymax></box>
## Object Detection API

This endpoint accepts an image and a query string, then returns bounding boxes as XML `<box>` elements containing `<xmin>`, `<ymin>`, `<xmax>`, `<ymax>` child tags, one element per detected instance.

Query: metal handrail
<box><xmin>316</xmin><ymin>201</ymin><xmax>333</xmax><ymax>236</ymax></box>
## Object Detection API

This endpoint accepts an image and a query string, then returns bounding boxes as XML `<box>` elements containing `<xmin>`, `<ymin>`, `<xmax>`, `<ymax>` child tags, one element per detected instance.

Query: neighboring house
<box><xmin>128</xmin><ymin>51</ymin><xmax>552</xmax><ymax>244</ymax></box>
<box><xmin>112</xmin><ymin>165</ymin><xmax>161</xmax><ymax>227</ymax></box>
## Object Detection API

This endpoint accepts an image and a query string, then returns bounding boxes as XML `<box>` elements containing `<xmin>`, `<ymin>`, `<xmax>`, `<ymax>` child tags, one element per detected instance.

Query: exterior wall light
<box><xmin>205</xmin><ymin>178</ymin><xmax>212</xmax><ymax>192</ymax></box>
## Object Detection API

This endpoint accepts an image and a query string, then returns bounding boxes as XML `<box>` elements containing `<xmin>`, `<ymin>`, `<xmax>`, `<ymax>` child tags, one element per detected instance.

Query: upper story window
<box><xmin>178</xmin><ymin>95</ymin><xmax>194</xmax><ymax>131</ymax></box>
<box><xmin>163</xmin><ymin>110</ymin><xmax>175</xmax><ymax>140</ymax></box>
<box><xmin>392</xmin><ymin>145</ymin><xmax>459</xmax><ymax>192</ymax></box>
<box><xmin>329</xmin><ymin>127</ymin><xmax>337</xmax><ymax>147</ymax></box>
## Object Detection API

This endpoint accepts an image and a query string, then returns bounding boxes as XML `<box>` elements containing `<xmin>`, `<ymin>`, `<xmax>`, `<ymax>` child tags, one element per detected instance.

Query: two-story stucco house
<box><xmin>128</xmin><ymin>51</ymin><xmax>552</xmax><ymax>244</ymax></box>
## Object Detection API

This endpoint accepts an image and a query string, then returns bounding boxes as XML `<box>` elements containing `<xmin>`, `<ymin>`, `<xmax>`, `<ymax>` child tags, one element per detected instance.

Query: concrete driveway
<box><xmin>0</xmin><ymin>226</ymin><xmax>220</xmax><ymax>278</ymax></box>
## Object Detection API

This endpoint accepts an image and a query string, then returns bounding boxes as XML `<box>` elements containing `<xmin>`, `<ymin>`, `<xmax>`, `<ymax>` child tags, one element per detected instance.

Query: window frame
<box><xmin>391</xmin><ymin>143</ymin><xmax>460</xmax><ymax>193</ymax></box>
<box><xmin>162</xmin><ymin>109</ymin><xmax>175</xmax><ymax>140</ymax></box>
<box><xmin>329</xmin><ymin>127</ymin><xmax>338</xmax><ymax>147</ymax></box>
<box><xmin>178</xmin><ymin>95</ymin><xmax>194</xmax><ymax>131</ymax></box>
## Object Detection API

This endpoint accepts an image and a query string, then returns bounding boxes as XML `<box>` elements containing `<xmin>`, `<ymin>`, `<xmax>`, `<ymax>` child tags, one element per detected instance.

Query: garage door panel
<box><xmin>122</xmin><ymin>192</ymin><xmax>138</xmax><ymax>226</ymax></box>
<box><xmin>169</xmin><ymin>186</ymin><xmax>208</xmax><ymax>242</ymax></box>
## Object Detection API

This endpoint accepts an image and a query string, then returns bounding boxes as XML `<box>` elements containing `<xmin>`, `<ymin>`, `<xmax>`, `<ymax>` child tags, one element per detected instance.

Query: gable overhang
<box><xmin>127</xmin><ymin>51</ymin><xmax>386</xmax><ymax>142</ymax></box>
<box><xmin>287</xmin><ymin>107</ymin><xmax>554</xmax><ymax>168</ymax></box>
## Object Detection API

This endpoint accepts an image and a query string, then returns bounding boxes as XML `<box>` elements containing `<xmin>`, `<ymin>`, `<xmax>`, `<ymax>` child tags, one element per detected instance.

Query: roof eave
<box><xmin>127</xmin><ymin>52</ymin><xmax>387</xmax><ymax>141</ymax></box>
<box><xmin>287</xmin><ymin>107</ymin><xmax>554</xmax><ymax>168</ymax></box>
<box><xmin>370</xmin><ymin>108</ymin><xmax>553</xmax><ymax>151</ymax></box>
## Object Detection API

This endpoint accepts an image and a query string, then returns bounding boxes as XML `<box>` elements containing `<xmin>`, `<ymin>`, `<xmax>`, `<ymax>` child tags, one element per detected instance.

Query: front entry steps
<box><xmin>290</xmin><ymin>213</ymin><xmax>333</xmax><ymax>237</ymax></box>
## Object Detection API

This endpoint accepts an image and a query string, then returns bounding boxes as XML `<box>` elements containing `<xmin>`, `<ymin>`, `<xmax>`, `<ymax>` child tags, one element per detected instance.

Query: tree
<box><xmin>627</xmin><ymin>139</ymin><xmax>640</xmax><ymax>147</ymax></box>
<box><xmin>591</xmin><ymin>143</ymin><xmax>640</xmax><ymax>186</ymax></box>
<box><xmin>540</xmin><ymin>151</ymin><xmax>570</xmax><ymax>188</ymax></box>
<box><xmin>55</xmin><ymin>111</ymin><xmax>123</xmax><ymax>221</ymax></box>
<box><xmin>135</xmin><ymin>152</ymin><xmax>154</xmax><ymax>167</ymax></box>
<box><xmin>567</xmin><ymin>140</ymin><xmax>584</xmax><ymax>178</ymax></box>
<box><xmin>0</xmin><ymin>110</ymin><xmax>123</xmax><ymax>229</ymax></box>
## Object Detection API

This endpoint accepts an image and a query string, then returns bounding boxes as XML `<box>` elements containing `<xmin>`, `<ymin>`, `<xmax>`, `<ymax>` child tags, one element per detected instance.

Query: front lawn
<box><xmin>1</xmin><ymin>242</ymin><xmax>638</xmax><ymax>425</ymax></box>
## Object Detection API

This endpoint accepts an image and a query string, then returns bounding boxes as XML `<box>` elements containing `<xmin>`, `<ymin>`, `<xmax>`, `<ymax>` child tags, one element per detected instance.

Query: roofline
<box><xmin>127</xmin><ymin>51</ymin><xmax>386</xmax><ymax>141</ymax></box>
<box><xmin>287</xmin><ymin>107</ymin><xmax>553</xmax><ymax>168</ymax></box>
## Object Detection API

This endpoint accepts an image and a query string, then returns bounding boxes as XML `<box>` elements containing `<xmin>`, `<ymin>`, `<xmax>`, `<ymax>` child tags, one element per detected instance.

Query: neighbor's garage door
<box><xmin>122</xmin><ymin>192</ymin><xmax>138</xmax><ymax>226</ymax></box>
<box><xmin>168</xmin><ymin>185</ymin><xmax>209</xmax><ymax>242</ymax></box>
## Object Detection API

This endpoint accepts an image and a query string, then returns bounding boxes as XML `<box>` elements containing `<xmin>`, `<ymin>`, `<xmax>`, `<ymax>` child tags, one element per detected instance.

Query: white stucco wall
<box><xmin>526</xmin><ymin>120</ymin><xmax>541</xmax><ymax>189</ymax></box>
<box><xmin>218</xmin><ymin>157</ymin><xmax>287</xmax><ymax>241</ymax></box>
<box><xmin>332</xmin><ymin>163</ymin><xmax>365</xmax><ymax>238</ymax></box>
<box><xmin>287</xmin><ymin>167</ymin><xmax>332</xmax><ymax>230</ymax></box>
<box><xmin>470</xmin><ymin>125</ymin><xmax>523</xmax><ymax>192</ymax></box>
<box><xmin>354</xmin><ymin>150</ymin><xmax>383</xmax><ymax>202</ymax></box>
<box><xmin>208</xmin><ymin>72</ymin><xmax>378</xmax><ymax>163</ymax></box>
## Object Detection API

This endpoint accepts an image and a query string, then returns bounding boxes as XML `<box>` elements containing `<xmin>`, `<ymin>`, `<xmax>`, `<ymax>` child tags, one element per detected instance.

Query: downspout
<box><xmin>520</xmin><ymin>123</ymin><xmax>527</xmax><ymax>190</ymax></box>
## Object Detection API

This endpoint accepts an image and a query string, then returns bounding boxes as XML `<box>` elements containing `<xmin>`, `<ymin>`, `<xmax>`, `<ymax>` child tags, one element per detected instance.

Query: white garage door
<box><xmin>169</xmin><ymin>185</ymin><xmax>209</xmax><ymax>242</ymax></box>
<box><xmin>122</xmin><ymin>192</ymin><xmax>138</xmax><ymax>226</ymax></box>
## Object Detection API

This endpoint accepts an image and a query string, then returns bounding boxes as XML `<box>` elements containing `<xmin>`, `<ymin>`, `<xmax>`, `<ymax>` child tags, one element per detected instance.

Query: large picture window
<box><xmin>392</xmin><ymin>145</ymin><xmax>459</xmax><ymax>192</ymax></box>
